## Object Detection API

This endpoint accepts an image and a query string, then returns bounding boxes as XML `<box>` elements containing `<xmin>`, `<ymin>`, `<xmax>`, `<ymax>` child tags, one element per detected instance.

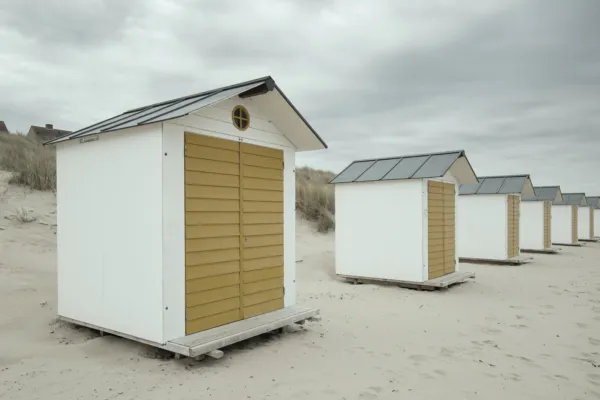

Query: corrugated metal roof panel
<box><xmin>330</xmin><ymin>150</ymin><xmax>472</xmax><ymax>184</ymax></box>
<box><xmin>562</xmin><ymin>193</ymin><xmax>587</xmax><ymax>205</ymax></box>
<box><xmin>355</xmin><ymin>158</ymin><xmax>401</xmax><ymax>182</ymax></box>
<box><xmin>477</xmin><ymin>177</ymin><xmax>506</xmax><ymax>194</ymax></box>
<box><xmin>412</xmin><ymin>152</ymin><xmax>460</xmax><ymax>179</ymax></box>
<box><xmin>330</xmin><ymin>161</ymin><xmax>376</xmax><ymax>183</ymax></box>
<box><xmin>498</xmin><ymin>176</ymin><xmax>526</xmax><ymax>194</ymax></box>
<box><xmin>458</xmin><ymin>183</ymin><xmax>481</xmax><ymax>195</ymax></box>
<box><xmin>588</xmin><ymin>196</ymin><xmax>600</xmax><ymax>209</ymax></box>
<box><xmin>382</xmin><ymin>156</ymin><xmax>429</xmax><ymax>180</ymax></box>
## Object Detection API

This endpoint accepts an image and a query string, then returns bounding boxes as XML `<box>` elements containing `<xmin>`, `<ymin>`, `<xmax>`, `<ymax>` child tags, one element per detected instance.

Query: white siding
<box><xmin>56</xmin><ymin>125</ymin><xmax>164</xmax><ymax>343</ymax></box>
<box><xmin>578</xmin><ymin>206</ymin><xmax>591</xmax><ymax>240</ymax></box>
<box><xmin>520</xmin><ymin>201</ymin><xmax>545</xmax><ymax>250</ymax></box>
<box><xmin>161</xmin><ymin>113</ymin><xmax>297</xmax><ymax>341</ymax></box>
<box><xmin>457</xmin><ymin>195</ymin><xmax>508</xmax><ymax>260</ymax></box>
<box><xmin>335</xmin><ymin>180</ymin><xmax>425</xmax><ymax>282</ymax></box>
<box><xmin>551</xmin><ymin>205</ymin><xmax>572</xmax><ymax>244</ymax></box>
<box><xmin>594</xmin><ymin>210</ymin><xmax>600</xmax><ymax>238</ymax></box>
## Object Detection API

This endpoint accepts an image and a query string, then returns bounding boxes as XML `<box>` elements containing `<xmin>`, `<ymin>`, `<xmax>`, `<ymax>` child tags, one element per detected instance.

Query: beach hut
<box><xmin>45</xmin><ymin>76</ymin><xmax>326</xmax><ymax>358</ymax></box>
<box><xmin>589</xmin><ymin>196</ymin><xmax>600</xmax><ymax>238</ymax></box>
<box><xmin>551</xmin><ymin>193</ymin><xmax>581</xmax><ymax>246</ymax></box>
<box><xmin>330</xmin><ymin>150</ymin><xmax>478</xmax><ymax>288</ymax></box>
<box><xmin>563</xmin><ymin>193</ymin><xmax>594</xmax><ymax>241</ymax></box>
<box><xmin>457</xmin><ymin>175</ymin><xmax>535</xmax><ymax>263</ymax></box>
<box><xmin>519</xmin><ymin>186</ymin><xmax>563</xmax><ymax>253</ymax></box>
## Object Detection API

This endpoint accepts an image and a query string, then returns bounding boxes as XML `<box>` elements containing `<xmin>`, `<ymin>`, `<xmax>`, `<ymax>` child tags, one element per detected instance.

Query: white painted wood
<box><xmin>169</xmin><ymin>306</ymin><xmax>319</xmax><ymax>357</ymax></box>
<box><xmin>206</xmin><ymin>350</ymin><xmax>224</xmax><ymax>359</ymax></box>
<box><xmin>552</xmin><ymin>205</ymin><xmax>574</xmax><ymax>244</ymax></box>
<box><xmin>56</xmin><ymin>125</ymin><xmax>165</xmax><ymax>343</ymax></box>
<box><xmin>335</xmin><ymin>179</ymin><xmax>426</xmax><ymax>282</ymax></box>
<box><xmin>578</xmin><ymin>206</ymin><xmax>592</xmax><ymax>240</ymax></box>
<box><xmin>443</xmin><ymin>157</ymin><xmax>478</xmax><ymax>185</ymax></box>
<box><xmin>520</xmin><ymin>201</ymin><xmax>546</xmax><ymax>251</ymax></box>
<box><xmin>339</xmin><ymin>271</ymin><xmax>475</xmax><ymax>289</ymax></box>
<box><xmin>457</xmin><ymin>195</ymin><xmax>509</xmax><ymax>261</ymax></box>
<box><xmin>161</xmin><ymin>123</ymin><xmax>185</xmax><ymax>341</ymax></box>
<box><xmin>594</xmin><ymin>210</ymin><xmax>600</xmax><ymax>238</ymax></box>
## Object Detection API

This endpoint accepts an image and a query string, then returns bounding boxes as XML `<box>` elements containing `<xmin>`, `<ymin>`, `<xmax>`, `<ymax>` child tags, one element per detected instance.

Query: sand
<box><xmin>1</xmin><ymin>172</ymin><xmax>600</xmax><ymax>399</ymax></box>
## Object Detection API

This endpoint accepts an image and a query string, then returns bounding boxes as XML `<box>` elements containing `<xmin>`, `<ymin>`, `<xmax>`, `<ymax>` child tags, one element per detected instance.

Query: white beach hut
<box><xmin>588</xmin><ymin>196</ymin><xmax>600</xmax><ymax>238</ymax></box>
<box><xmin>563</xmin><ymin>193</ymin><xmax>594</xmax><ymax>241</ymax></box>
<box><xmin>457</xmin><ymin>175</ymin><xmax>535</xmax><ymax>263</ymax></box>
<box><xmin>331</xmin><ymin>150</ymin><xmax>478</xmax><ymax>288</ymax></box>
<box><xmin>519</xmin><ymin>186</ymin><xmax>563</xmax><ymax>253</ymax></box>
<box><xmin>45</xmin><ymin>76</ymin><xmax>327</xmax><ymax>358</ymax></box>
<box><xmin>551</xmin><ymin>193</ymin><xmax>580</xmax><ymax>246</ymax></box>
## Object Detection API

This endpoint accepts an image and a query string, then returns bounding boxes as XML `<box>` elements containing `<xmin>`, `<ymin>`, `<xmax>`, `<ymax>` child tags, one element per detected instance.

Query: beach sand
<box><xmin>1</xmin><ymin>172</ymin><xmax>600</xmax><ymax>399</ymax></box>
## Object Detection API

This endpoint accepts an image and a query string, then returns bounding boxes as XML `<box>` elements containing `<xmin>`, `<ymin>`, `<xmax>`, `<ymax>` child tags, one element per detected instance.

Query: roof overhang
<box><xmin>45</xmin><ymin>76</ymin><xmax>327</xmax><ymax>151</ymax></box>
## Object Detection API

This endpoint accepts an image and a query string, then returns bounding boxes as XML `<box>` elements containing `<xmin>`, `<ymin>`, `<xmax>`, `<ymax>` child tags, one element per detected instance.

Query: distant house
<box><xmin>28</xmin><ymin>124</ymin><xmax>71</xmax><ymax>142</ymax></box>
<box><xmin>0</xmin><ymin>120</ymin><xmax>8</xmax><ymax>133</ymax></box>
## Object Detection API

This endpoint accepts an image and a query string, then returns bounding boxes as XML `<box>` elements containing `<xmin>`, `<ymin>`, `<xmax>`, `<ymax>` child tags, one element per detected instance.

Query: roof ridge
<box><xmin>350</xmin><ymin>149</ymin><xmax>465</xmax><ymax>164</ymax></box>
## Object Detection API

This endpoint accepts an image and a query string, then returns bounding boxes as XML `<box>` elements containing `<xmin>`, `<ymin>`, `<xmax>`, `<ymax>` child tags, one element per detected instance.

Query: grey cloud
<box><xmin>0</xmin><ymin>0</ymin><xmax>599</xmax><ymax>193</ymax></box>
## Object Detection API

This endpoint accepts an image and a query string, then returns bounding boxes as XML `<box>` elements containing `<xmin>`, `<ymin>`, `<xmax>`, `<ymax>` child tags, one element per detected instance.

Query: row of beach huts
<box><xmin>331</xmin><ymin>150</ymin><xmax>599</xmax><ymax>289</ymax></box>
<box><xmin>44</xmin><ymin>76</ymin><xmax>598</xmax><ymax>360</ymax></box>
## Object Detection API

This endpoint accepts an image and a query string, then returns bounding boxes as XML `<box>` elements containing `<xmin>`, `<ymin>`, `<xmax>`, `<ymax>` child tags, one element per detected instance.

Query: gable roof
<box><xmin>330</xmin><ymin>150</ymin><xmax>477</xmax><ymax>184</ymax></box>
<box><xmin>523</xmin><ymin>185</ymin><xmax>564</xmax><ymax>202</ymax></box>
<box><xmin>459</xmin><ymin>174</ymin><xmax>533</xmax><ymax>196</ymax></box>
<box><xmin>559</xmin><ymin>193</ymin><xmax>588</xmax><ymax>206</ymax></box>
<box><xmin>29</xmin><ymin>125</ymin><xmax>72</xmax><ymax>141</ymax></box>
<box><xmin>45</xmin><ymin>76</ymin><xmax>326</xmax><ymax>150</ymax></box>
<box><xmin>587</xmin><ymin>196</ymin><xmax>600</xmax><ymax>209</ymax></box>
<box><xmin>0</xmin><ymin>121</ymin><xmax>8</xmax><ymax>133</ymax></box>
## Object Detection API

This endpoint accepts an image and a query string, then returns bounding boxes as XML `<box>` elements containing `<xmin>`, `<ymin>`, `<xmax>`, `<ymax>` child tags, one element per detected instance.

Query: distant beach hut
<box><xmin>563</xmin><ymin>193</ymin><xmax>594</xmax><ymax>241</ymax></box>
<box><xmin>331</xmin><ymin>150</ymin><xmax>478</xmax><ymax>289</ymax></box>
<box><xmin>519</xmin><ymin>186</ymin><xmax>563</xmax><ymax>253</ymax></box>
<box><xmin>457</xmin><ymin>175</ymin><xmax>535</xmax><ymax>264</ymax></box>
<box><xmin>588</xmin><ymin>196</ymin><xmax>600</xmax><ymax>238</ymax></box>
<box><xmin>44</xmin><ymin>76</ymin><xmax>326</xmax><ymax>358</ymax></box>
<box><xmin>552</xmin><ymin>193</ymin><xmax>585</xmax><ymax>245</ymax></box>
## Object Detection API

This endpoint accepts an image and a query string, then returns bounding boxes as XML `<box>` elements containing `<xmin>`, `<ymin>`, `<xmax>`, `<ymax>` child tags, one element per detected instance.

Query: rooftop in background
<box><xmin>459</xmin><ymin>175</ymin><xmax>535</xmax><ymax>197</ymax></box>
<box><xmin>559</xmin><ymin>193</ymin><xmax>588</xmax><ymax>206</ymax></box>
<box><xmin>28</xmin><ymin>124</ymin><xmax>72</xmax><ymax>142</ymax></box>
<box><xmin>330</xmin><ymin>150</ymin><xmax>478</xmax><ymax>185</ymax></box>
<box><xmin>0</xmin><ymin>120</ymin><xmax>8</xmax><ymax>133</ymax></box>
<box><xmin>587</xmin><ymin>196</ymin><xmax>600</xmax><ymax>209</ymax></box>
<box><xmin>44</xmin><ymin>76</ymin><xmax>326</xmax><ymax>151</ymax></box>
<box><xmin>522</xmin><ymin>186</ymin><xmax>564</xmax><ymax>202</ymax></box>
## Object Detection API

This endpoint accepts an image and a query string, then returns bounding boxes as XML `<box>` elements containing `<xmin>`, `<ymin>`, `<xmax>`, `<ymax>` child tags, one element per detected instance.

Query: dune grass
<box><xmin>295</xmin><ymin>166</ymin><xmax>335</xmax><ymax>232</ymax></box>
<box><xmin>0</xmin><ymin>132</ymin><xmax>56</xmax><ymax>191</ymax></box>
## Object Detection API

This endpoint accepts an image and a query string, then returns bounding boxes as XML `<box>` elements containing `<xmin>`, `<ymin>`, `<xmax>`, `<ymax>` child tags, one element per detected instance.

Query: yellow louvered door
<box><xmin>507</xmin><ymin>195</ymin><xmax>520</xmax><ymax>257</ymax></box>
<box><xmin>184</xmin><ymin>134</ymin><xmax>285</xmax><ymax>335</ymax></box>
<box><xmin>427</xmin><ymin>181</ymin><xmax>455</xmax><ymax>280</ymax></box>
<box><xmin>443</xmin><ymin>183</ymin><xmax>456</xmax><ymax>275</ymax></box>
<box><xmin>572</xmin><ymin>205</ymin><xmax>578</xmax><ymax>243</ymax></box>
<box><xmin>184</xmin><ymin>133</ymin><xmax>242</xmax><ymax>335</ymax></box>
<box><xmin>240</xmin><ymin>143</ymin><xmax>284</xmax><ymax>318</ymax></box>
<box><xmin>590</xmin><ymin>208</ymin><xmax>594</xmax><ymax>238</ymax></box>
<box><xmin>543</xmin><ymin>201</ymin><xmax>551</xmax><ymax>248</ymax></box>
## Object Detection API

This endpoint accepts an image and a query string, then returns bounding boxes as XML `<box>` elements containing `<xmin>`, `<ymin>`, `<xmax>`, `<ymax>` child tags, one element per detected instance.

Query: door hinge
<box><xmin>184</xmin><ymin>144</ymin><xmax>187</xmax><ymax>156</ymax></box>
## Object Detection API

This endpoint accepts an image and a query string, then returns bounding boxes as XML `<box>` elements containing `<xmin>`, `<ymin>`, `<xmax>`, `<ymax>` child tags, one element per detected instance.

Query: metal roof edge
<box><xmin>478</xmin><ymin>174</ymin><xmax>530</xmax><ymax>179</ymax></box>
<box><xmin>350</xmin><ymin>149</ymin><xmax>465</xmax><ymax>164</ymax></box>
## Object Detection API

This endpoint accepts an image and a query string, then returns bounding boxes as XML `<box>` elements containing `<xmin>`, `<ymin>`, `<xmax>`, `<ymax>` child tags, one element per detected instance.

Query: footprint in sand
<box><xmin>409</xmin><ymin>354</ymin><xmax>427</xmax><ymax>364</ymax></box>
<box><xmin>481</xmin><ymin>327</ymin><xmax>502</xmax><ymax>335</ymax></box>
<box><xmin>509</xmin><ymin>324</ymin><xmax>529</xmax><ymax>329</ymax></box>
<box><xmin>589</xmin><ymin>338</ymin><xmax>600</xmax><ymax>346</ymax></box>
<box><xmin>434</xmin><ymin>369</ymin><xmax>447</xmax><ymax>377</ymax></box>
<box><xmin>589</xmin><ymin>374</ymin><xmax>600</xmax><ymax>387</ymax></box>
<box><xmin>505</xmin><ymin>354</ymin><xmax>536</xmax><ymax>364</ymax></box>
<box><xmin>516</xmin><ymin>315</ymin><xmax>527</xmax><ymax>320</ymax></box>
<box><xmin>577</xmin><ymin>322</ymin><xmax>589</xmax><ymax>329</ymax></box>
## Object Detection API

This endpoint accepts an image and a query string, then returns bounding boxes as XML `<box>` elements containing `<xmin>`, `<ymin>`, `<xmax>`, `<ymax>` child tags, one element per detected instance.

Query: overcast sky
<box><xmin>1</xmin><ymin>0</ymin><xmax>599</xmax><ymax>193</ymax></box>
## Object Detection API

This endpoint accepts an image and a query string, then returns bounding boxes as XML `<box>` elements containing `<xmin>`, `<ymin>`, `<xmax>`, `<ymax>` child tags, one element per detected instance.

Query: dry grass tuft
<box><xmin>295</xmin><ymin>166</ymin><xmax>335</xmax><ymax>232</ymax></box>
<box><xmin>0</xmin><ymin>132</ymin><xmax>56</xmax><ymax>191</ymax></box>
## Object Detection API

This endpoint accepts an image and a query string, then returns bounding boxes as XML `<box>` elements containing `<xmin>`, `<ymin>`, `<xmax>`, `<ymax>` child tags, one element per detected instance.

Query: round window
<box><xmin>232</xmin><ymin>105</ymin><xmax>250</xmax><ymax>131</ymax></box>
